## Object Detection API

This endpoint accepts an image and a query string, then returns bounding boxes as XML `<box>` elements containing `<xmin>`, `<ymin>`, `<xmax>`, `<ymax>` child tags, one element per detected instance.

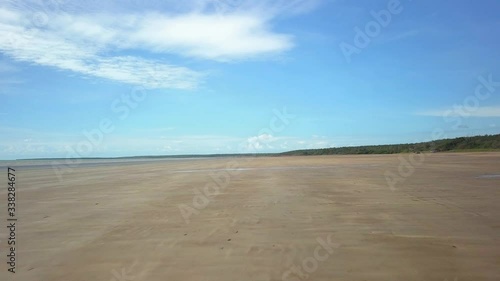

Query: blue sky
<box><xmin>0</xmin><ymin>0</ymin><xmax>499</xmax><ymax>159</ymax></box>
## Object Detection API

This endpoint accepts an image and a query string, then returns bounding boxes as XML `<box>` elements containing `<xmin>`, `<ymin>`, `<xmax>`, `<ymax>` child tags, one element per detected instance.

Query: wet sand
<box><xmin>0</xmin><ymin>153</ymin><xmax>499</xmax><ymax>281</ymax></box>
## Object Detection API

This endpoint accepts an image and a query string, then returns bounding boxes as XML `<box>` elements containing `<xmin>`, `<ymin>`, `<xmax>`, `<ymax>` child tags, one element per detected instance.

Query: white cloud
<box><xmin>0</xmin><ymin>1</ymin><xmax>298</xmax><ymax>88</ymax></box>
<box><xmin>47</xmin><ymin>11</ymin><xmax>293</xmax><ymax>61</ymax></box>
<box><xmin>208</xmin><ymin>0</ymin><xmax>322</xmax><ymax>18</ymax></box>
<box><xmin>243</xmin><ymin>134</ymin><xmax>338</xmax><ymax>152</ymax></box>
<box><xmin>0</xmin><ymin>9</ymin><xmax>201</xmax><ymax>89</ymax></box>
<box><xmin>246</xmin><ymin>133</ymin><xmax>277</xmax><ymax>150</ymax></box>
<box><xmin>0</xmin><ymin>125</ymin><xmax>345</xmax><ymax>158</ymax></box>
<box><xmin>127</xmin><ymin>13</ymin><xmax>292</xmax><ymax>60</ymax></box>
<box><xmin>418</xmin><ymin>106</ymin><xmax>500</xmax><ymax>117</ymax></box>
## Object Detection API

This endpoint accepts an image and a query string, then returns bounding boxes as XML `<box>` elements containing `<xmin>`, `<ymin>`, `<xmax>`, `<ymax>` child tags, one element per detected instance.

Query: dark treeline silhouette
<box><xmin>21</xmin><ymin>134</ymin><xmax>500</xmax><ymax>160</ymax></box>
<box><xmin>280</xmin><ymin>134</ymin><xmax>500</xmax><ymax>156</ymax></box>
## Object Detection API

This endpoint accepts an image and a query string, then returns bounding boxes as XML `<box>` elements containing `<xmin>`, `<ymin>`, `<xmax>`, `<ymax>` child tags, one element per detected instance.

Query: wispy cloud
<box><xmin>243</xmin><ymin>133</ymin><xmax>338</xmax><ymax>151</ymax></box>
<box><xmin>212</xmin><ymin>0</ymin><xmax>322</xmax><ymax>18</ymax></box>
<box><xmin>0</xmin><ymin>8</ymin><xmax>201</xmax><ymax>89</ymax></box>
<box><xmin>0</xmin><ymin>78</ymin><xmax>23</xmax><ymax>85</ymax></box>
<box><xmin>382</xmin><ymin>29</ymin><xmax>422</xmax><ymax>43</ymax></box>
<box><xmin>418</xmin><ymin>106</ymin><xmax>500</xmax><ymax>117</ymax></box>
<box><xmin>0</xmin><ymin>125</ymin><xmax>342</xmax><ymax>158</ymax></box>
<box><xmin>0</xmin><ymin>1</ymin><xmax>301</xmax><ymax>89</ymax></box>
<box><xmin>0</xmin><ymin>61</ymin><xmax>19</xmax><ymax>73</ymax></box>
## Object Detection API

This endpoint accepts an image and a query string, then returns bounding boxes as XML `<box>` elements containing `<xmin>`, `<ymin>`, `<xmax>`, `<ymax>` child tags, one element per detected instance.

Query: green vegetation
<box><xmin>280</xmin><ymin>134</ymin><xmax>500</xmax><ymax>156</ymax></box>
<box><xmin>20</xmin><ymin>134</ymin><xmax>500</xmax><ymax>160</ymax></box>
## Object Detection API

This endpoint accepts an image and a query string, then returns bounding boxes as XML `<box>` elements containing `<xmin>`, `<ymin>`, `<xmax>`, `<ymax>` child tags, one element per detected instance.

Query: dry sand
<box><xmin>0</xmin><ymin>153</ymin><xmax>499</xmax><ymax>281</ymax></box>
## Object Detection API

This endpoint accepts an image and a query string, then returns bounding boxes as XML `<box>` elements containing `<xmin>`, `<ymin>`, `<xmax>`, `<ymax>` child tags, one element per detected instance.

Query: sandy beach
<box><xmin>1</xmin><ymin>153</ymin><xmax>499</xmax><ymax>281</ymax></box>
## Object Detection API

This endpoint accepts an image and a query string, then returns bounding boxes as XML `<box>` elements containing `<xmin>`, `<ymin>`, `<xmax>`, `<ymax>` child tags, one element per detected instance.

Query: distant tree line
<box><xmin>280</xmin><ymin>134</ymin><xmax>500</xmax><ymax>156</ymax></box>
<box><xmin>22</xmin><ymin>134</ymin><xmax>500</xmax><ymax>160</ymax></box>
